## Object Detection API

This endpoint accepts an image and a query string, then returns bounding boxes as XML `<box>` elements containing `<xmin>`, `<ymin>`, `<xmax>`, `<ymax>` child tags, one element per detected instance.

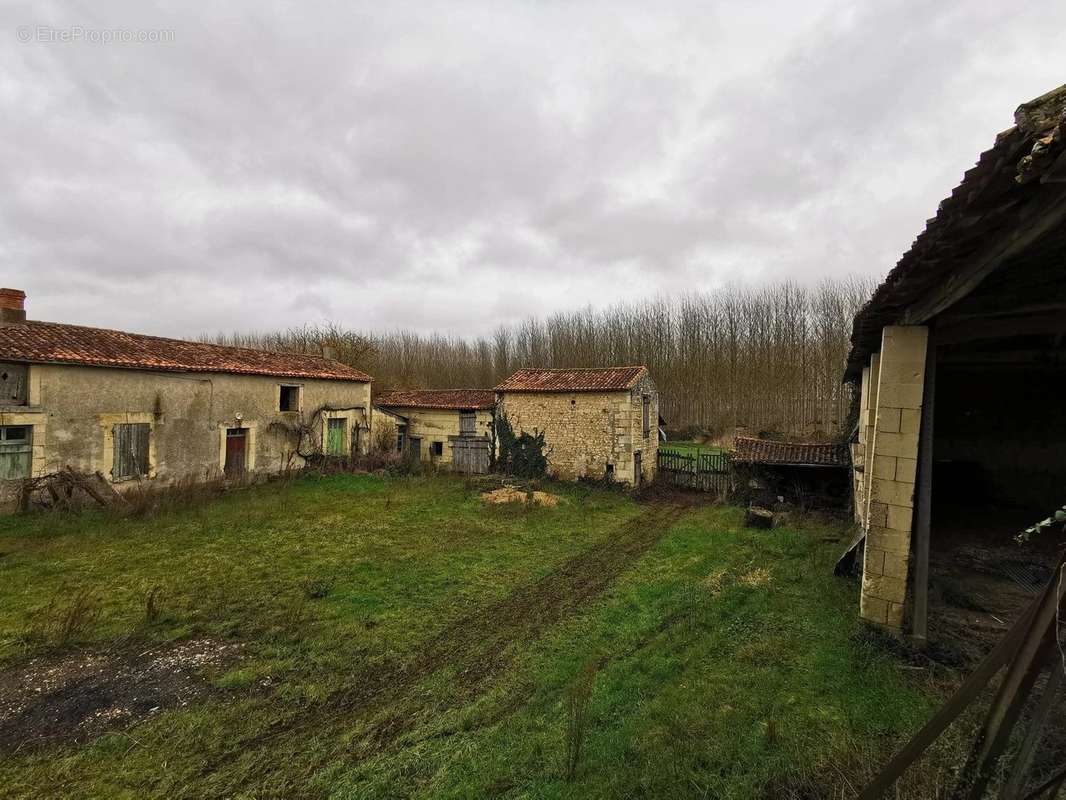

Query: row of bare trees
<box><xmin>206</xmin><ymin>276</ymin><xmax>875</xmax><ymax>438</ymax></box>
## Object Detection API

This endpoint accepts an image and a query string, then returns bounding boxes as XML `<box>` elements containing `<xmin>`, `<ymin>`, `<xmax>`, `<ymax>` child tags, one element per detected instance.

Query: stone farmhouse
<box><xmin>846</xmin><ymin>84</ymin><xmax>1066</xmax><ymax>636</ymax></box>
<box><xmin>373</xmin><ymin>389</ymin><xmax>495</xmax><ymax>473</ymax></box>
<box><xmin>495</xmin><ymin>366</ymin><xmax>658</xmax><ymax>486</ymax></box>
<box><xmin>0</xmin><ymin>289</ymin><xmax>372</xmax><ymax>499</ymax></box>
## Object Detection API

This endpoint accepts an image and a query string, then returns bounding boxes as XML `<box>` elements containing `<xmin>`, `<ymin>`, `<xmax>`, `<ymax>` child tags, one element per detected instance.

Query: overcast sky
<box><xmin>2</xmin><ymin>1</ymin><xmax>1064</xmax><ymax>339</ymax></box>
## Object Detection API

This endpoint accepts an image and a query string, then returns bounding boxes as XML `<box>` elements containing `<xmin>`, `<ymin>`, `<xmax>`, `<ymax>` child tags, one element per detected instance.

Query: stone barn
<box><xmin>846</xmin><ymin>84</ymin><xmax>1066</xmax><ymax>638</ymax></box>
<box><xmin>0</xmin><ymin>289</ymin><xmax>372</xmax><ymax>500</ymax></box>
<box><xmin>494</xmin><ymin>366</ymin><xmax>658</xmax><ymax>486</ymax></box>
<box><xmin>373</xmin><ymin>389</ymin><xmax>495</xmax><ymax>472</ymax></box>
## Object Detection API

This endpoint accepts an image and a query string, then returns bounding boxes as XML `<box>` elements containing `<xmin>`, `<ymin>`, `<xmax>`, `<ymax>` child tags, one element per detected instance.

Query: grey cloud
<box><xmin>2</xmin><ymin>0</ymin><xmax>1065</xmax><ymax>338</ymax></box>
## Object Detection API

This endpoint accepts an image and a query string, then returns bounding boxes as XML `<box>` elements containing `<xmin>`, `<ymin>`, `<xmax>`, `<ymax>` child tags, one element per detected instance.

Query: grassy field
<box><xmin>658</xmin><ymin>441</ymin><xmax>725</xmax><ymax>457</ymax></box>
<box><xmin>0</xmin><ymin>474</ymin><xmax>944</xmax><ymax>799</ymax></box>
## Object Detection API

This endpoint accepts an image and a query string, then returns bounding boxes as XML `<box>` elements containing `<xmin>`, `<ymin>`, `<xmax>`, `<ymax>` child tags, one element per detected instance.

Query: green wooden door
<box><xmin>326</xmin><ymin>418</ymin><xmax>347</xmax><ymax>456</ymax></box>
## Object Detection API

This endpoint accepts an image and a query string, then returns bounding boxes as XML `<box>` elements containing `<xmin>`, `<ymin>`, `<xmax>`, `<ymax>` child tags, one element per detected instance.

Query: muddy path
<box><xmin>192</xmin><ymin>495</ymin><xmax>697</xmax><ymax>789</ymax></box>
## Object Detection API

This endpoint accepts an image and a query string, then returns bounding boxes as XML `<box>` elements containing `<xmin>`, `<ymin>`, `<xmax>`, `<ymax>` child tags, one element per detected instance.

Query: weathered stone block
<box><xmin>864</xmin><ymin>547</ymin><xmax>885</xmax><ymax>576</ymax></box>
<box><xmin>860</xmin><ymin>594</ymin><xmax>889</xmax><ymax>625</ymax></box>
<box><xmin>871</xmin><ymin>478</ymin><xmax>915</xmax><ymax>507</ymax></box>
<box><xmin>886</xmin><ymin>503</ymin><xmax>914</xmax><ymax>532</ymax></box>
<box><xmin>867</xmin><ymin>526</ymin><xmax>911</xmax><ymax>555</ymax></box>
<box><xmin>868</xmin><ymin>501</ymin><xmax>889</xmax><ymax>528</ymax></box>
<box><xmin>877</xmin><ymin>383</ymin><xmax>924</xmax><ymax>409</ymax></box>
<box><xmin>900</xmin><ymin>408</ymin><xmax>921</xmax><ymax>435</ymax></box>
<box><xmin>894</xmin><ymin>457</ymin><xmax>917</xmax><ymax>484</ymax></box>
<box><xmin>873</xmin><ymin>431</ymin><xmax>920</xmax><ymax>458</ymax></box>
<box><xmin>876</xmin><ymin>407</ymin><xmax>901</xmax><ymax>434</ymax></box>
<box><xmin>872</xmin><ymin>455</ymin><xmax>896</xmax><ymax>479</ymax></box>
<box><xmin>862</xmin><ymin>572</ymin><xmax>907</xmax><ymax>604</ymax></box>
<box><xmin>882</xmin><ymin>552</ymin><xmax>910</xmax><ymax>579</ymax></box>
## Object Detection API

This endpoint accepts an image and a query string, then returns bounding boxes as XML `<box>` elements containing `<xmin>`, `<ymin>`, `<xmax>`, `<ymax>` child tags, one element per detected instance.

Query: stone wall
<box><xmin>498</xmin><ymin>375</ymin><xmax>658</xmax><ymax>485</ymax></box>
<box><xmin>0</xmin><ymin>363</ymin><xmax>372</xmax><ymax>498</ymax></box>
<box><xmin>857</xmin><ymin>326</ymin><xmax>927</xmax><ymax>629</ymax></box>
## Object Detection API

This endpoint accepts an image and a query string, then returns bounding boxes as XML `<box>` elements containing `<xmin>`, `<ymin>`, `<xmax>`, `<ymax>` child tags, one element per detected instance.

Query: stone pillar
<box><xmin>860</xmin><ymin>326</ymin><xmax>927</xmax><ymax>630</ymax></box>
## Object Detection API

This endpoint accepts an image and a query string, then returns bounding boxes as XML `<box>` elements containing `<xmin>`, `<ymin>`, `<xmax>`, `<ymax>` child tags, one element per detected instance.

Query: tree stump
<box><xmin>744</xmin><ymin>506</ymin><xmax>774</xmax><ymax>529</ymax></box>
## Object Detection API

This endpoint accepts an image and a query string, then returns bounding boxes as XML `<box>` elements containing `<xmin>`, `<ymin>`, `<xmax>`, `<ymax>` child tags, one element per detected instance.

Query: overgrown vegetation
<box><xmin>493</xmin><ymin>411</ymin><xmax>548</xmax><ymax>478</ymax></box>
<box><xmin>0</xmin><ymin>474</ymin><xmax>948</xmax><ymax>798</ymax></box>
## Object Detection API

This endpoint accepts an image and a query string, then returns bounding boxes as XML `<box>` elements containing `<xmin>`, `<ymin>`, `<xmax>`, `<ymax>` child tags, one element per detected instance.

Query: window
<box><xmin>431</xmin><ymin>441</ymin><xmax>444</xmax><ymax>458</ymax></box>
<box><xmin>459</xmin><ymin>411</ymin><xmax>476</xmax><ymax>436</ymax></box>
<box><xmin>279</xmin><ymin>385</ymin><xmax>301</xmax><ymax>412</ymax></box>
<box><xmin>113</xmin><ymin>423</ymin><xmax>150</xmax><ymax>481</ymax></box>
<box><xmin>0</xmin><ymin>426</ymin><xmax>32</xmax><ymax>480</ymax></box>
<box><xmin>642</xmin><ymin>394</ymin><xmax>651</xmax><ymax>439</ymax></box>
<box><xmin>326</xmin><ymin>418</ymin><xmax>347</xmax><ymax>456</ymax></box>
<box><xmin>0</xmin><ymin>363</ymin><xmax>28</xmax><ymax>406</ymax></box>
<box><xmin>396</xmin><ymin>431</ymin><xmax>406</xmax><ymax>453</ymax></box>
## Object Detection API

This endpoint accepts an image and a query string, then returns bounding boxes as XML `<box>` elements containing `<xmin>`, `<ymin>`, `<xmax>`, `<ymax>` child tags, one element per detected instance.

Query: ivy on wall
<box><xmin>493</xmin><ymin>412</ymin><xmax>548</xmax><ymax>479</ymax></box>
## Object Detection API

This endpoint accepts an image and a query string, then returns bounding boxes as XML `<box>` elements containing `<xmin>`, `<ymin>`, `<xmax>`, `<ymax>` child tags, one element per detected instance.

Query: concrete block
<box><xmin>886</xmin><ymin>503</ymin><xmax>914</xmax><ymax>532</ymax></box>
<box><xmin>895</xmin><ymin>457</ymin><xmax>917</xmax><ymax>484</ymax></box>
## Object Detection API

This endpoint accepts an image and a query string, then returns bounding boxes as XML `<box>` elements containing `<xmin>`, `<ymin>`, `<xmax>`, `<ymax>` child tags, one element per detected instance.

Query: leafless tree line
<box><xmin>206</xmin><ymin>276</ymin><xmax>875</xmax><ymax>438</ymax></box>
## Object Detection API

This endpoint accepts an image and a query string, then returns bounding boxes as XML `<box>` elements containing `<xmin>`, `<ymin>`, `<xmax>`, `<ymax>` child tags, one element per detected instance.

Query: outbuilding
<box><xmin>845</xmin><ymin>84</ymin><xmax>1066</xmax><ymax>636</ymax></box>
<box><xmin>373</xmin><ymin>389</ymin><xmax>495</xmax><ymax>473</ymax></box>
<box><xmin>494</xmin><ymin>366</ymin><xmax>658</xmax><ymax>486</ymax></box>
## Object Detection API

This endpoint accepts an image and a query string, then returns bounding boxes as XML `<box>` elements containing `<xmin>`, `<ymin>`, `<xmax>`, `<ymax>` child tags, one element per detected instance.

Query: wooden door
<box><xmin>326</xmin><ymin>418</ymin><xmax>346</xmax><ymax>456</ymax></box>
<box><xmin>633</xmin><ymin>451</ymin><xmax>642</xmax><ymax>488</ymax></box>
<box><xmin>225</xmin><ymin>428</ymin><xmax>247</xmax><ymax>477</ymax></box>
<box><xmin>409</xmin><ymin>437</ymin><xmax>422</xmax><ymax>461</ymax></box>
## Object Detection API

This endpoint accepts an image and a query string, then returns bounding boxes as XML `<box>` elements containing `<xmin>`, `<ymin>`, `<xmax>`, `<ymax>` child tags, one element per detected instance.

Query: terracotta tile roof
<box><xmin>732</xmin><ymin>436</ymin><xmax>850</xmax><ymax>467</ymax></box>
<box><xmin>495</xmin><ymin>366</ymin><xmax>648</xmax><ymax>393</ymax></box>
<box><xmin>846</xmin><ymin>83</ymin><xmax>1066</xmax><ymax>380</ymax></box>
<box><xmin>375</xmin><ymin>389</ymin><xmax>495</xmax><ymax>410</ymax></box>
<box><xmin>0</xmin><ymin>320</ymin><xmax>372</xmax><ymax>382</ymax></box>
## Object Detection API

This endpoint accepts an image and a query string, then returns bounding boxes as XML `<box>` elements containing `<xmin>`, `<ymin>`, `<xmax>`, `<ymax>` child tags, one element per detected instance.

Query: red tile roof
<box><xmin>0</xmin><ymin>320</ymin><xmax>372</xmax><ymax>382</ymax></box>
<box><xmin>375</xmin><ymin>389</ymin><xmax>495</xmax><ymax>410</ymax></box>
<box><xmin>495</xmin><ymin>366</ymin><xmax>648</xmax><ymax>393</ymax></box>
<box><xmin>732</xmin><ymin>436</ymin><xmax>850</xmax><ymax>467</ymax></box>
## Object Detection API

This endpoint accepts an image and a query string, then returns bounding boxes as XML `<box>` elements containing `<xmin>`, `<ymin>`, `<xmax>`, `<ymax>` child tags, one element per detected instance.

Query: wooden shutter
<box><xmin>113</xmin><ymin>423</ymin><xmax>150</xmax><ymax>480</ymax></box>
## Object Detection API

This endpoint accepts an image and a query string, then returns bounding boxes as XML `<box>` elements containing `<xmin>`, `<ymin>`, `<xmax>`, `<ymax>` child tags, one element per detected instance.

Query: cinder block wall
<box><xmin>858</xmin><ymin>326</ymin><xmax>927</xmax><ymax>629</ymax></box>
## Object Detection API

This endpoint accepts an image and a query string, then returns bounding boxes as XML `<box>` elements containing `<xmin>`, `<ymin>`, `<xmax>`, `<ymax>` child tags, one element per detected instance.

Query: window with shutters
<box><xmin>0</xmin><ymin>363</ymin><xmax>27</xmax><ymax>406</ymax></box>
<box><xmin>112</xmin><ymin>423</ymin><xmax>150</xmax><ymax>480</ymax></box>
<box><xmin>0</xmin><ymin>426</ymin><xmax>32</xmax><ymax>480</ymax></box>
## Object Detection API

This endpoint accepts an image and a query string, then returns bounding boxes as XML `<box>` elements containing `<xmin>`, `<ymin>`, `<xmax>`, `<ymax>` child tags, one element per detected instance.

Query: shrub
<box><xmin>494</xmin><ymin>412</ymin><xmax>548</xmax><ymax>479</ymax></box>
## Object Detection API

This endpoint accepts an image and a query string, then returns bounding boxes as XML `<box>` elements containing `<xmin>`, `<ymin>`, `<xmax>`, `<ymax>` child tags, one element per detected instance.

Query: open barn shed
<box><xmin>846</xmin><ymin>84</ymin><xmax>1066</xmax><ymax>639</ymax></box>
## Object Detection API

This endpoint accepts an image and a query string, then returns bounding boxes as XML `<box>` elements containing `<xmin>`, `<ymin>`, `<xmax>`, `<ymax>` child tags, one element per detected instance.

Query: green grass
<box><xmin>0</xmin><ymin>474</ymin><xmax>942</xmax><ymax>799</ymax></box>
<box><xmin>659</xmin><ymin>441</ymin><xmax>725</xmax><ymax>457</ymax></box>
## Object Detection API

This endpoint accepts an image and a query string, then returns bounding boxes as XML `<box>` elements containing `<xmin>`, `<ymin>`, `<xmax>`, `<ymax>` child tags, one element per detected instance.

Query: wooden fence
<box><xmin>656</xmin><ymin>451</ymin><xmax>731</xmax><ymax>495</ymax></box>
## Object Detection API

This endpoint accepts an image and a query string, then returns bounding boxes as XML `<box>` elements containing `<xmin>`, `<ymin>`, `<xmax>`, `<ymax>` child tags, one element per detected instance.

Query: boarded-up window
<box><xmin>642</xmin><ymin>395</ymin><xmax>651</xmax><ymax>438</ymax></box>
<box><xmin>459</xmin><ymin>411</ymin><xmax>476</xmax><ymax>436</ymax></box>
<box><xmin>113</xmin><ymin>423</ymin><xmax>150</xmax><ymax>480</ymax></box>
<box><xmin>0</xmin><ymin>426</ymin><xmax>32</xmax><ymax>480</ymax></box>
<box><xmin>0</xmin><ymin>363</ymin><xmax>27</xmax><ymax>406</ymax></box>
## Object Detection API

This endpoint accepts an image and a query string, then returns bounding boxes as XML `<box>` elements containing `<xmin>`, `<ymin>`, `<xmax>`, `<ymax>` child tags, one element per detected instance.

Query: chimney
<box><xmin>0</xmin><ymin>288</ymin><xmax>26</xmax><ymax>326</ymax></box>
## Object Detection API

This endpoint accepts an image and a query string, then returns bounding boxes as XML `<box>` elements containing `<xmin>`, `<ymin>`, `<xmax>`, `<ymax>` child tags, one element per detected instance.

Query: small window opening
<box><xmin>279</xmin><ymin>385</ymin><xmax>301</xmax><ymax>412</ymax></box>
<box><xmin>605</xmin><ymin>463</ymin><xmax>614</xmax><ymax>479</ymax></box>
<box><xmin>432</xmin><ymin>441</ymin><xmax>444</xmax><ymax>458</ymax></box>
